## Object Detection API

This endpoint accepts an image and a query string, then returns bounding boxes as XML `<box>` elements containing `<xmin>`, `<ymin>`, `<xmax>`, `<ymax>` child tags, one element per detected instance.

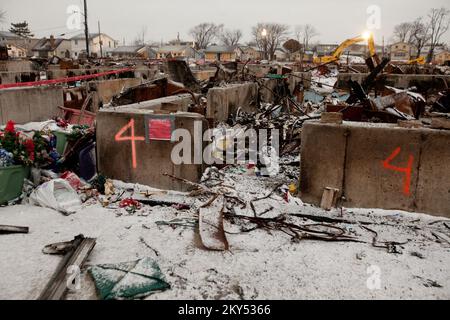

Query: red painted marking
<box><xmin>115</xmin><ymin>119</ymin><xmax>145</xmax><ymax>169</ymax></box>
<box><xmin>0</xmin><ymin>68</ymin><xmax>133</xmax><ymax>90</ymax></box>
<box><xmin>382</xmin><ymin>147</ymin><xmax>414</xmax><ymax>196</ymax></box>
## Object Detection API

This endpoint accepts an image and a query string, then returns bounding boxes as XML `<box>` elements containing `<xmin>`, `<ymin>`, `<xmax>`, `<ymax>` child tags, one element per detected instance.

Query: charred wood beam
<box><xmin>39</xmin><ymin>235</ymin><xmax>96</xmax><ymax>300</ymax></box>
<box><xmin>0</xmin><ymin>225</ymin><xmax>29</xmax><ymax>234</ymax></box>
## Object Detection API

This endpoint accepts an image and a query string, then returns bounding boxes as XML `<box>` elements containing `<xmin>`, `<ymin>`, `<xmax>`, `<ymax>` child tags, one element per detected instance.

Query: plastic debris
<box><xmin>29</xmin><ymin>179</ymin><xmax>82</xmax><ymax>215</ymax></box>
<box><xmin>89</xmin><ymin>257</ymin><xmax>170</xmax><ymax>300</ymax></box>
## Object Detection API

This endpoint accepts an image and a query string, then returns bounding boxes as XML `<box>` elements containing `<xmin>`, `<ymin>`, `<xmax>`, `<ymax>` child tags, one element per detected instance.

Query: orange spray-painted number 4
<box><xmin>114</xmin><ymin>119</ymin><xmax>145</xmax><ymax>169</ymax></box>
<box><xmin>382</xmin><ymin>147</ymin><xmax>414</xmax><ymax>196</ymax></box>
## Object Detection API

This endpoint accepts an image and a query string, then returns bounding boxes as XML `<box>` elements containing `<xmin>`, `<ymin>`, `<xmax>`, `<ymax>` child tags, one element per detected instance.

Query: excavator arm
<box><xmin>314</xmin><ymin>33</ymin><xmax>379</xmax><ymax>65</ymax></box>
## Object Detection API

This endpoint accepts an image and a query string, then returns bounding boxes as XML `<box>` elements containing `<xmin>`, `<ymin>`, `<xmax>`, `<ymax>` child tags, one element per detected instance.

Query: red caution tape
<box><xmin>0</xmin><ymin>67</ymin><xmax>134</xmax><ymax>90</ymax></box>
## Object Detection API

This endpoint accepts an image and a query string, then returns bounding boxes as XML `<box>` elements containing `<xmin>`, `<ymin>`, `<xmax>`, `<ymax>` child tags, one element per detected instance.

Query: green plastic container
<box><xmin>53</xmin><ymin>131</ymin><xmax>68</xmax><ymax>155</ymax></box>
<box><xmin>0</xmin><ymin>165</ymin><xmax>30</xmax><ymax>204</ymax></box>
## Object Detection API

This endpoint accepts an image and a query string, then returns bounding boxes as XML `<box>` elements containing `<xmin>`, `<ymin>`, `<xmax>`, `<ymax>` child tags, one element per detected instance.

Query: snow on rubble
<box><xmin>0</xmin><ymin>162</ymin><xmax>449</xmax><ymax>300</ymax></box>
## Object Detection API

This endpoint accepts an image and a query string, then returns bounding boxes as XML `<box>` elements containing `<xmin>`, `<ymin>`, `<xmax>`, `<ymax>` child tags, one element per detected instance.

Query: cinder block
<box><xmin>300</xmin><ymin>121</ymin><xmax>450</xmax><ymax>217</ymax></box>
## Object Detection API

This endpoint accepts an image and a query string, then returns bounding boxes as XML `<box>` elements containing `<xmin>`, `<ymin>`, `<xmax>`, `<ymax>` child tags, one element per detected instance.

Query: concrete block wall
<box><xmin>206</xmin><ymin>83</ymin><xmax>258</xmax><ymax>122</ymax></box>
<box><xmin>90</xmin><ymin>78</ymin><xmax>143</xmax><ymax>107</ymax></box>
<box><xmin>300</xmin><ymin>121</ymin><xmax>450</xmax><ymax>217</ymax></box>
<box><xmin>97</xmin><ymin>96</ymin><xmax>204</xmax><ymax>191</ymax></box>
<box><xmin>0</xmin><ymin>86</ymin><xmax>64</xmax><ymax>125</ymax></box>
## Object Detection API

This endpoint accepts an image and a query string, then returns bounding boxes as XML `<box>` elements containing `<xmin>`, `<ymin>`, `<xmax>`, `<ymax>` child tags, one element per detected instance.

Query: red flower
<box><xmin>5</xmin><ymin>120</ymin><xmax>15</xmax><ymax>134</ymax></box>
<box><xmin>24</xmin><ymin>139</ymin><xmax>35</xmax><ymax>160</ymax></box>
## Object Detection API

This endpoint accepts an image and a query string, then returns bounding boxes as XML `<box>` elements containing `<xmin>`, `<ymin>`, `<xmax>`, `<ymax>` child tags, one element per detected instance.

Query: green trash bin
<box><xmin>0</xmin><ymin>165</ymin><xmax>30</xmax><ymax>204</ymax></box>
<box><xmin>53</xmin><ymin>131</ymin><xmax>68</xmax><ymax>155</ymax></box>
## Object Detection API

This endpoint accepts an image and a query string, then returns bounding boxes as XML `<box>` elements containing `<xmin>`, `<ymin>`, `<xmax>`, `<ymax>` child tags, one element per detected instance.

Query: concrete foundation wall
<box><xmin>207</xmin><ymin>83</ymin><xmax>258</xmax><ymax>122</ymax></box>
<box><xmin>300</xmin><ymin>121</ymin><xmax>450</xmax><ymax>217</ymax></box>
<box><xmin>336</xmin><ymin>73</ymin><xmax>450</xmax><ymax>91</ymax></box>
<box><xmin>288</xmin><ymin>72</ymin><xmax>312</xmax><ymax>91</ymax></box>
<box><xmin>192</xmin><ymin>69</ymin><xmax>216</xmax><ymax>81</ymax></box>
<box><xmin>90</xmin><ymin>78</ymin><xmax>143</xmax><ymax>106</ymax></box>
<box><xmin>0</xmin><ymin>86</ymin><xmax>63</xmax><ymax>125</ymax></box>
<box><xmin>97</xmin><ymin>97</ymin><xmax>204</xmax><ymax>191</ymax></box>
<box><xmin>109</xmin><ymin>94</ymin><xmax>193</xmax><ymax>112</ymax></box>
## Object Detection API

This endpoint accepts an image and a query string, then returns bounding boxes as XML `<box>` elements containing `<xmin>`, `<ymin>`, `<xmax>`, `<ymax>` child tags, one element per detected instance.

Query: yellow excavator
<box><xmin>314</xmin><ymin>31</ymin><xmax>379</xmax><ymax>65</ymax></box>
<box><xmin>407</xmin><ymin>56</ymin><xmax>426</xmax><ymax>65</ymax></box>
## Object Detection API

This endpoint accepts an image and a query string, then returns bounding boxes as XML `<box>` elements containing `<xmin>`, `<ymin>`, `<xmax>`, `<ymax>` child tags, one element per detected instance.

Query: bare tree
<box><xmin>393</xmin><ymin>22</ymin><xmax>413</xmax><ymax>43</ymax></box>
<box><xmin>189</xmin><ymin>23</ymin><xmax>223</xmax><ymax>50</ymax></box>
<box><xmin>409</xmin><ymin>18</ymin><xmax>429</xmax><ymax>58</ymax></box>
<box><xmin>0</xmin><ymin>10</ymin><xmax>6</xmax><ymax>23</ymax></box>
<box><xmin>220</xmin><ymin>29</ymin><xmax>242</xmax><ymax>47</ymax></box>
<box><xmin>426</xmin><ymin>7</ymin><xmax>450</xmax><ymax>62</ymax></box>
<box><xmin>283</xmin><ymin>39</ymin><xmax>302</xmax><ymax>61</ymax></box>
<box><xmin>295</xmin><ymin>24</ymin><xmax>319</xmax><ymax>51</ymax></box>
<box><xmin>252</xmin><ymin>23</ymin><xmax>289</xmax><ymax>60</ymax></box>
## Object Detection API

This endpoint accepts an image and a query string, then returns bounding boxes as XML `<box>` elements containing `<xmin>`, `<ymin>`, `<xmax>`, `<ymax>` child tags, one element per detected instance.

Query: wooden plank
<box><xmin>39</xmin><ymin>235</ymin><xmax>96</xmax><ymax>300</ymax></box>
<box><xmin>0</xmin><ymin>225</ymin><xmax>29</xmax><ymax>234</ymax></box>
<box><xmin>199</xmin><ymin>195</ymin><xmax>229</xmax><ymax>251</ymax></box>
<box><xmin>320</xmin><ymin>187</ymin><xmax>340</xmax><ymax>211</ymax></box>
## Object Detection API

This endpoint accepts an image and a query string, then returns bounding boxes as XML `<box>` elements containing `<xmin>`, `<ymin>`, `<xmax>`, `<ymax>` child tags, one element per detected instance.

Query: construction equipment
<box><xmin>314</xmin><ymin>32</ymin><xmax>379</xmax><ymax>66</ymax></box>
<box><xmin>407</xmin><ymin>56</ymin><xmax>426</xmax><ymax>65</ymax></box>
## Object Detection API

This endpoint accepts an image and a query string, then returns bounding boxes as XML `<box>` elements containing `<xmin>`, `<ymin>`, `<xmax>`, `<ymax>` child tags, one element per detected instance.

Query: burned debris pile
<box><xmin>1</xmin><ymin>52</ymin><xmax>450</xmax><ymax>300</ymax></box>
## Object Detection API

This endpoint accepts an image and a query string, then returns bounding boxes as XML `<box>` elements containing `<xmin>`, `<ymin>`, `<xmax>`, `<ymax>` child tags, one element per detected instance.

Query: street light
<box><xmin>261</xmin><ymin>28</ymin><xmax>267</xmax><ymax>37</ymax></box>
<box><xmin>362</xmin><ymin>31</ymin><xmax>372</xmax><ymax>40</ymax></box>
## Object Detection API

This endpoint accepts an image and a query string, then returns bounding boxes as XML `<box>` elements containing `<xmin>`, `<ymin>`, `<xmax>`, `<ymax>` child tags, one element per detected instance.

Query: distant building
<box><xmin>70</xmin><ymin>33</ymin><xmax>118</xmax><ymax>58</ymax></box>
<box><xmin>0</xmin><ymin>31</ymin><xmax>39</xmax><ymax>57</ymax></box>
<box><xmin>5</xmin><ymin>43</ymin><xmax>27</xmax><ymax>58</ymax></box>
<box><xmin>434</xmin><ymin>50</ymin><xmax>450</xmax><ymax>65</ymax></box>
<box><xmin>390</xmin><ymin>42</ymin><xmax>412</xmax><ymax>62</ymax></box>
<box><xmin>204</xmin><ymin>45</ymin><xmax>240</xmax><ymax>62</ymax></box>
<box><xmin>274</xmin><ymin>48</ymin><xmax>288</xmax><ymax>61</ymax></box>
<box><xmin>292</xmin><ymin>50</ymin><xmax>314</xmax><ymax>63</ymax></box>
<box><xmin>0</xmin><ymin>31</ymin><xmax>20</xmax><ymax>43</ymax></box>
<box><xmin>156</xmin><ymin>45</ymin><xmax>201</xmax><ymax>60</ymax></box>
<box><xmin>32</xmin><ymin>36</ymin><xmax>72</xmax><ymax>58</ymax></box>
<box><xmin>239</xmin><ymin>46</ymin><xmax>264</xmax><ymax>61</ymax></box>
<box><xmin>315</xmin><ymin>44</ymin><xmax>339</xmax><ymax>57</ymax></box>
<box><xmin>111</xmin><ymin>45</ymin><xmax>157</xmax><ymax>59</ymax></box>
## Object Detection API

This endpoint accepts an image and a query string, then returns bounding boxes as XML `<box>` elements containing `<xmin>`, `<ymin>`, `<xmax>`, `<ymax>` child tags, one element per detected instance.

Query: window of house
<box><xmin>75</xmin><ymin>52</ymin><xmax>78</xmax><ymax>56</ymax></box>
<box><xmin>109</xmin><ymin>41</ymin><xmax>111</xmax><ymax>48</ymax></box>
<box><xmin>75</xmin><ymin>40</ymin><xmax>78</xmax><ymax>45</ymax></box>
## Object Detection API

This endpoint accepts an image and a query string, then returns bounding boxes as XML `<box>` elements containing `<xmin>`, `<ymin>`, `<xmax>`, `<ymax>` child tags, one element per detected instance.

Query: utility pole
<box><xmin>98</xmin><ymin>20</ymin><xmax>103</xmax><ymax>58</ymax></box>
<box><xmin>83</xmin><ymin>0</ymin><xmax>90</xmax><ymax>57</ymax></box>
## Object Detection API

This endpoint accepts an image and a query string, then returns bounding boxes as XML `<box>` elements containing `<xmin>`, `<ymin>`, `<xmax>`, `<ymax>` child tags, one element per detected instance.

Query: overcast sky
<box><xmin>1</xmin><ymin>0</ymin><xmax>449</xmax><ymax>45</ymax></box>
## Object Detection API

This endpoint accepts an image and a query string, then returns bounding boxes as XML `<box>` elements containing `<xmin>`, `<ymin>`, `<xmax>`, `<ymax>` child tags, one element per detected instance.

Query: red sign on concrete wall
<box><xmin>145</xmin><ymin>115</ymin><xmax>175</xmax><ymax>142</ymax></box>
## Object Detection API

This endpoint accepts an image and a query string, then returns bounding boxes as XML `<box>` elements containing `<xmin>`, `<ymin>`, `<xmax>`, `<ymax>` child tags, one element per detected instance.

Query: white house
<box><xmin>32</xmin><ymin>37</ymin><xmax>72</xmax><ymax>58</ymax></box>
<box><xmin>70</xmin><ymin>33</ymin><xmax>118</xmax><ymax>58</ymax></box>
<box><xmin>6</xmin><ymin>43</ymin><xmax>27</xmax><ymax>58</ymax></box>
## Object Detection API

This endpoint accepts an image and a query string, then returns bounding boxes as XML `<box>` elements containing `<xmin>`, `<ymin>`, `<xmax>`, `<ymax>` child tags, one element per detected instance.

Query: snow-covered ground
<box><xmin>0</xmin><ymin>169</ymin><xmax>449</xmax><ymax>300</ymax></box>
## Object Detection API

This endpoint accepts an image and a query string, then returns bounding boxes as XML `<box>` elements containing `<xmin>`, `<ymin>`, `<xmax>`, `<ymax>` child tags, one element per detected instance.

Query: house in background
<box><xmin>292</xmin><ymin>50</ymin><xmax>314</xmax><ymax>63</ymax></box>
<box><xmin>204</xmin><ymin>45</ymin><xmax>240</xmax><ymax>62</ymax></box>
<box><xmin>70</xmin><ymin>33</ymin><xmax>118</xmax><ymax>58</ymax></box>
<box><xmin>274</xmin><ymin>48</ymin><xmax>288</xmax><ymax>61</ymax></box>
<box><xmin>315</xmin><ymin>44</ymin><xmax>339</xmax><ymax>57</ymax></box>
<box><xmin>239</xmin><ymin>46</ymin><xmax>264</xmax><ymax>61</ymax></box>
<box><xmin>390</xmin><ymin>42</ymin><xmax>412</xmax><ymax>62</ymax></box>
<box><xmin>156</xmin><ymin>45</ymin><xmax>201</xmax><ymax>60</ymax></box>
<box><xmin>31</xmin><ymin>36</ymin><xmax>72</xmax><ymax>58</ymax></box>
<box><xmin>5</xmin><ymin>43</ymin><xmax>27</xmax><ymax>58</ymax></box>
<box><xmin>434</xmin><ymin>50</ymin><xmax>450</xmax><ymax>65</ymax></box>
<box><xmin>111</xmin><ymin>45</ymin><xmax>157</xmax><ymax>59</ymax></box>
<box><xmin>0</xmin><ymin>31</ymin><xmax>39</xmax><ymax>57</ymax></box>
